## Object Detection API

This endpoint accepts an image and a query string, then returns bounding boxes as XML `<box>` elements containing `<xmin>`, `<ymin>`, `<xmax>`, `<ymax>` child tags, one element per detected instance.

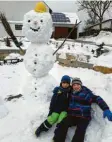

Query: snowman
<box><xmin>22</xmin><ymin>2</ymin><xmax>56</xmax><ymax>118</ymax></box>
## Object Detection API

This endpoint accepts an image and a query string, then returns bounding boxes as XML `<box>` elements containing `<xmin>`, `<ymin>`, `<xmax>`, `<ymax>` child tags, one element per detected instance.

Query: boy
<box><xmin>35</xmin><ymin>75</ymin><xmax>71</xmax><ymax>137</ymax></box>
<box><xmin>53</xmin><ymin>77</ymin><xmax>112</xmax><ymax>142</ymax></box>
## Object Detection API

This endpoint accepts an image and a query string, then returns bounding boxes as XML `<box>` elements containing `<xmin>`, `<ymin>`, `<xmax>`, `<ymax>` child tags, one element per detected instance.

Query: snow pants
<box><xmin>47</xmin><ymin>111</ymin><xmax>67</xmax><ymax>125</ymax></box>
<box><xmin>53</xmin><ymin>115</ymin><xmax>90</xmax><ymax>142</ymax></box>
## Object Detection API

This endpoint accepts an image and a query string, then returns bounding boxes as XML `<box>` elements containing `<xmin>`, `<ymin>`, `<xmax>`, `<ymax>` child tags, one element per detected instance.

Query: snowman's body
<box><xmin>24</xmin><ymin>43</ymin><xmax>55</xmax><ymax>78</ymax></box>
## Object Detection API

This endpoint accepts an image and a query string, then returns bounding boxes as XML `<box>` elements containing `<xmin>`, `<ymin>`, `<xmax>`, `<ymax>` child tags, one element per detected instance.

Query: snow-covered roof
<box><xmin>8</xmin><ymin>21</ymin><xmax>23</xmax><ymax>24</ymax></box>
<box><xmin>52</xmin><ymin>12</ymin><xmax>80</xmax><ymax>25</ymax></box>
<box><xmin>0</xmin><ymin>21</ymin><xmax>23</xmax><ymax>24</ymax></box>
<box><xmin>64</xmin><ymin>12</ymin><xmax>80</xmax><ymax>25</ymax></box>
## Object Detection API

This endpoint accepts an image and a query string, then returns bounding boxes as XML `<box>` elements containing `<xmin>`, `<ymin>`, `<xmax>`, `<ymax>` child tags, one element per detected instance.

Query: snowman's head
<box><xmin>22</xmin><ymin>5</ymin><xmax>53</xmax><ymax>43</ymax></box>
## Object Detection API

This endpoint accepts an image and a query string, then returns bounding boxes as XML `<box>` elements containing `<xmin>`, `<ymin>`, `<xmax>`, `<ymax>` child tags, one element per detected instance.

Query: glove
<box><xmin>103</xmin><ymin>109</ymin><xmax>112</xmax><ymax>121</ymax></box>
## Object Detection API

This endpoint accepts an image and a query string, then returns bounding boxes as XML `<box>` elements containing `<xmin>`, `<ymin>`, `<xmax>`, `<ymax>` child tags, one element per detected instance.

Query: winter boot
<box><xmin>35</xmin><ymin>120</ymin><xmax>52</xmax><ymax>137</ymax></box>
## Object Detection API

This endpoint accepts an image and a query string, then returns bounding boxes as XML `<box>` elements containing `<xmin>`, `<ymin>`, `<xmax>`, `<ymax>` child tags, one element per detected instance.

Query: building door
<box><xmin>68</xmin><ymin>27</ymin><xmax>77</xmax><ymax>39</ymax></box>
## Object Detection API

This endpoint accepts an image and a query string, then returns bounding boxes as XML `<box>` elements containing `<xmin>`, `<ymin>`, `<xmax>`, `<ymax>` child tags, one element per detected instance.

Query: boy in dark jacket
<box><xmin>53</xmin><ymin>77</ymin><xmax>112</xmax><ymax>142</ymax></box>
<box><xmin>35</xmin><ymin>75</ymin><xmax>71</xmax><ymax>137</ymax></box>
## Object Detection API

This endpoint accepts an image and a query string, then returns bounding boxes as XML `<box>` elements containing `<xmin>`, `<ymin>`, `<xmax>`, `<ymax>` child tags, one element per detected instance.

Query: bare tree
<box><xmin>87</xmin><ymin>11</ymin><xmax>97</xmax><ymax>25</ymax></box>
<box><xmin>85</xmin><ymin>11</ymin><xmax>98</xmax><ymax>28</ymax></box>
<box><xmin>78</xmin><ymin>0</ymin><xmax>112</xmax><ymax>30</ymax></box>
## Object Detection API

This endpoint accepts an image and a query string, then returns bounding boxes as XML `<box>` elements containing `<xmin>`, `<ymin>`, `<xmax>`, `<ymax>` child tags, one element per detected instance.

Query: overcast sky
<box><xmin>0</xmin><ymin>1</ymin><xmax>84</xmax><ymax>16</ymax></box>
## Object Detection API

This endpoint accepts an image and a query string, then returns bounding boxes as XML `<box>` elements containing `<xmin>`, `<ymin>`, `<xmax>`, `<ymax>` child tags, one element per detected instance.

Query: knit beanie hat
<box><xmin>61</xmin><ymin>75</ymin><xmax>71</xmax><ymax>84</ymax></box>
<box><xmin>72</xmin><ymin>77</ymin><xmax>82</xmax><ymax>86</ymax></box>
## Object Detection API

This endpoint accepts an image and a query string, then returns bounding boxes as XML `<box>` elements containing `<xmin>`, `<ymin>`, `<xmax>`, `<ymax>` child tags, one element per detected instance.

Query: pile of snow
<box><xmin>50</xmin><ymin>39</ymin><xmax>94</xmax><ymax>56</ymax></box>
<box><xmin>58</xmin><ymin>52</ymin><xmax>66</xmax><ymax>59</ymax></box>
<box><xmin>0</xmin><ymin>96</ymin><xmax>9</xmax><ymax>119</ymax></box>
<box><xmin>5</xmin><ymin>53</ymin><xmax>23</xmax><ymax>60</ymax></box>
<box><xmin>90</xmin><ymin>51</ymin><xmax>112</xmax><ymax>68</ymax></box>
<box><xmin>85</xmin><ymin>31</ymin><xmax>112</xmax><ymax>45</ymax></box>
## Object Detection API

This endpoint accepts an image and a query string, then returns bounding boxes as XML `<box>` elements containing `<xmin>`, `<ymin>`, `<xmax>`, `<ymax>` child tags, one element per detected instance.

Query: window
<box><xmin>15</xmin><ymin>24</ymin><xmax>22</xmax><ymax>30</ymax></box>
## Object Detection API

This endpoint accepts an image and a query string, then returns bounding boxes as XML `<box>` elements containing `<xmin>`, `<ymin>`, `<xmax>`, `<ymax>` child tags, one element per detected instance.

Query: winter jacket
<box><xmin>68</xmin><ymin>86</ymin><xmax>109</xmax><ymax>119</ymax></box>
<box><xmin>49</xmin><ymin>86</ymin><xmax>71</xmax><ymax>114</ymax></box>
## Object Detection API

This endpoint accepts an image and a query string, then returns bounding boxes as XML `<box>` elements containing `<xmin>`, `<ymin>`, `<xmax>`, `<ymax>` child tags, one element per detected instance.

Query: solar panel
<box><xmin>52</xmin><ymin>12</ymin><xmax>70</xmax><ymax>23</ymax></box>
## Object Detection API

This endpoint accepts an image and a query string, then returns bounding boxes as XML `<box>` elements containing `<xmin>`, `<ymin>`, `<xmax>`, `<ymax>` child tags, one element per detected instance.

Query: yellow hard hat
<box><xmin>34</xmin><ymin>2</ymin><xmax>47</xmax><ymax>13</ymax></box>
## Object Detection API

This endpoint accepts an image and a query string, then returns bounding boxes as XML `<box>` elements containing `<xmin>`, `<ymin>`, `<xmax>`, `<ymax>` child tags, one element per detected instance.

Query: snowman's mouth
<box><xmin>30</xmin><ymin>27</ymin><xmax>40</xmax><ymax>32</ymax></box>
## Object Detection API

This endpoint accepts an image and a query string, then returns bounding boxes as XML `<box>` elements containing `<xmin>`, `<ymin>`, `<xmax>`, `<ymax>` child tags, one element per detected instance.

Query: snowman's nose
<box><xmin>33</xmin><ymin>21</ymin><xmax>38</xmax><ymax>25</ymax></box>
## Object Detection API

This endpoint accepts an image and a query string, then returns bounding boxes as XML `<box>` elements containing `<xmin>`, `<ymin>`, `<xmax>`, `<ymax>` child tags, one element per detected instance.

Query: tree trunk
<box><xmin>99</xmin><ymin>23</ymin><xmax>102</xmax><ymax>31</ymax></box>
<box><xmin>99</xmin><ymin>18</ymin><xmax>103</xmax><ymax>31</ymax></box>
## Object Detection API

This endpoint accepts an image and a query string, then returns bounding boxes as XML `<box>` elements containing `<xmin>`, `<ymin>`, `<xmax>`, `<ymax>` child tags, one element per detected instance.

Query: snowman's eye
<box><xmin>28</xmin><ymin>20</ymin><xmax>31</xmax><ymax>23</ymax></box>
<box><xmin>40</xmin><ymin>20</ymin><xmax>43</xmax><ymax>23</ymax></box>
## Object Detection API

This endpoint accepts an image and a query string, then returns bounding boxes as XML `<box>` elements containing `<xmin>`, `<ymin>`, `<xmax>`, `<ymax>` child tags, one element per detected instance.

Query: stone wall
<box><xmin>56</xmin><ymin>53</ymin><xmax>112</xmax><ymax>74</ymax></box>
<box><xmin>57</xmin><ymin>53</ymin><xmax>93</xmax><ymax>69</ymax></box>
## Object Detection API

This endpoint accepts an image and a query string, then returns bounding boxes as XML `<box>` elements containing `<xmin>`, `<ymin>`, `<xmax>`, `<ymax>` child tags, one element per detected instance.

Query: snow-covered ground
<box><xmin>0</xmin><ymin>38</ymin><xmax>30</xmax><ymax>50</ymax></box>
<box><xmin>5</xmin><ymin>53</ymin><xmax>23</xmax><ymax>60</ymax></box>
<box><xmin>0</xmin><ymin>61</ymin><xmax>112</xmax><ymax>142</ymax></box>
<box><xmin>0</xmin><ymin>31</ymin><xmax>112</xmax><ymax>142</ymax></box>
<box><xmin>1</xmin><ymin>31</ymin><xmax>112</xmax><ymax>68</ymax></box>
<box><xmin>85</xmin><ymin>31</ymin><xmax>112</xmax><ymax>45</ymax></box>
<box><xmin>50</xmin><ymin>31</ymin><xmax>112</xmax><ymax>68</ymax></box>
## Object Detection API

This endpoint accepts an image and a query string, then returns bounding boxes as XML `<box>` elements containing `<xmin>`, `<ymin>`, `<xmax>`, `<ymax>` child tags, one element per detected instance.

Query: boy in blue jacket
<box><xmin>35</xmin><ymin>75</ymin><xmax>71</xmax><ymax>137</ymax></box>
<box><xmin>53</xmin><ymin>77</ymin><xmax>112</xmax><ymax>142</ymax></box>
